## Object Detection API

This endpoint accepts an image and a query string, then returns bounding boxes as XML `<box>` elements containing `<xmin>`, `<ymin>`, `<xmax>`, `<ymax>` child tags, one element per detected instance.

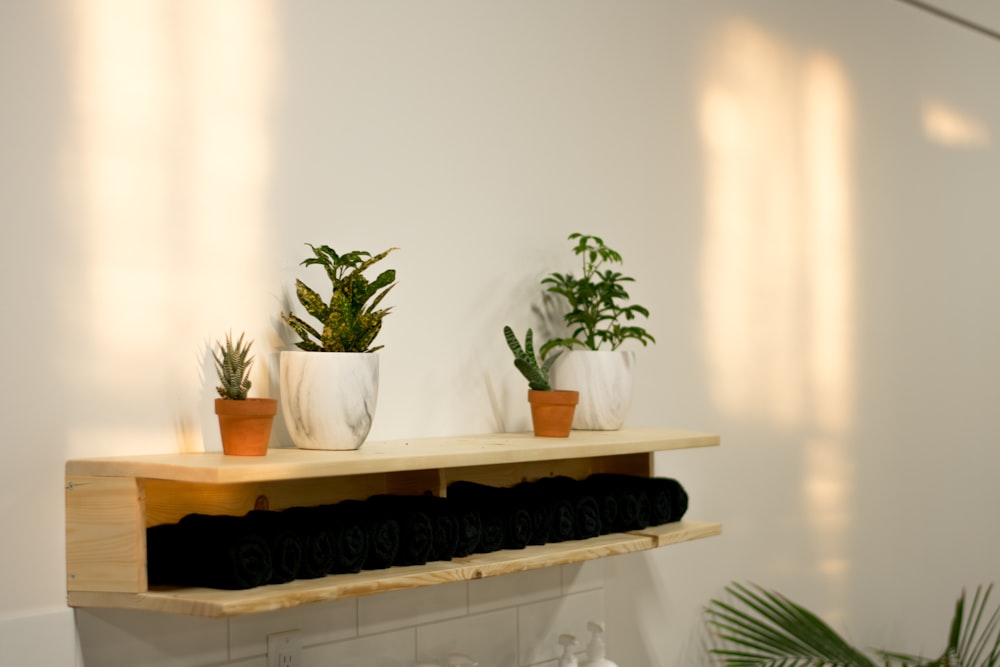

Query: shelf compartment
<box><xmin>66</xmin><ymin>520</ymin><xmax>721</xmax><ymax>617</ymax></box>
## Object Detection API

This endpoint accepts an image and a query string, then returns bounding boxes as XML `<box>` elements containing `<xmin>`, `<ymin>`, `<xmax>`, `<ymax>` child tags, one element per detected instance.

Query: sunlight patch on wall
<box><xmin>922</xmin><ymin>100</ymin><xmax>991</xmax><ymax>147</ymax></box>
<box><xmin>698</xmin><ymin>18</ymin><xmax>856</xmax><ymax>596</ymax></box>
<box><xmin>67</xmin><ymin>0</ymin><xmax>277</xmax><ymax>453</ymax></box>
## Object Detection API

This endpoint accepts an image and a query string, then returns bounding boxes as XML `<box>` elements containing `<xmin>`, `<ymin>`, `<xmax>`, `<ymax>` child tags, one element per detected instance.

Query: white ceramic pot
<box><xmin>279</xmin><ymin>350</ymin><xmax>379</xmax><ymax>450</ymax></box>
<box><xmin>550</xmin><ymin>350</ymin><xmax>635</xmax><ymax>431</ymax></box>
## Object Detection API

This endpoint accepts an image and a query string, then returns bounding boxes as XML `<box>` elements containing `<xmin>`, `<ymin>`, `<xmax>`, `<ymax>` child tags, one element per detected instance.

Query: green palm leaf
<box><xmin>706</xmin><ymin>582</ymin><xmax>878</xmax><ymax>667</ymax></box>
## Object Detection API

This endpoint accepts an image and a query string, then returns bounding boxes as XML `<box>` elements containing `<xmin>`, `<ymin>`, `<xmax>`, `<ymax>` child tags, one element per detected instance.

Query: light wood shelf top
<box><xmin>65</xmin><ymin>427</ymin><xmax>719</xmax><ymax>484</ymax></box>
<box><xmin>67</xmin><ymin>520</ymin><xmax>721</xmax><ymax>617</ymax></box>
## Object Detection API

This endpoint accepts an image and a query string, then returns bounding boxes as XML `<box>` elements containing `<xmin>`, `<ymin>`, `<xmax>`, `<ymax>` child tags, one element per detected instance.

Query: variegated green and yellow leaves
<box><xmin>284</xmin><ymin>244</ymin><xmax>398</xmax><ymax>353</ymax></box>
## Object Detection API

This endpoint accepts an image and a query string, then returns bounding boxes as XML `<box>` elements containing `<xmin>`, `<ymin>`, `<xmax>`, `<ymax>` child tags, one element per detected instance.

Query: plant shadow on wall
<box><xmin>704</xmin><ymin>581</ymin><xmax>1000</xmax><ymax>666</ymax></box>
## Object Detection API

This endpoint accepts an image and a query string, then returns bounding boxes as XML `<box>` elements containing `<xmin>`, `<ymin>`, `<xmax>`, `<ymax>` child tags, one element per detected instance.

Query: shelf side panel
<box><xmin>66</xmin><ymin>475</ymin><xmax>147</xmax><ymax>593</ymax></box>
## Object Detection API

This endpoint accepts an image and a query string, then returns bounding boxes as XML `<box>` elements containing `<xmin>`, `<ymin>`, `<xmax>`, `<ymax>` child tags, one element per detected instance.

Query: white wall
<box><xmin>1</xmin><ymin>0</ymin><xmax>998</xmax><ymax>665</ymax></box>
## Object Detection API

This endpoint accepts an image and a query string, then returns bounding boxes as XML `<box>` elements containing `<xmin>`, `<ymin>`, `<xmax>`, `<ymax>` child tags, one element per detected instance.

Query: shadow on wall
<box><xmin>697</xmin><ymin>17</ymin><xmax>856</xmax><ymax>623</ymax></box>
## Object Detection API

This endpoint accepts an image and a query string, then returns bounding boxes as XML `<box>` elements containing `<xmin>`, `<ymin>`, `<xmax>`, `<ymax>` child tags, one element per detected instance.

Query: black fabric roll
<box><xmin>243</xmin><ymin>509</ymin><xmax>303</xmax><ymax>584</ymax></box>
<box><xmin>281</xmin><ymin>506</ymin><xmax>335</xmax><ymax>578</ymax></box>
<box><xmin>147</xmin><ymin>513</ymin><xmax>272</xmax><ymax>590</ymax></box>
<box><xmin>366</xmin><ymin>495</ymin><xmax>433</xmax><ymax>567</ymax></box>
<box><xmin>409</xmin><ymin>495</ymin><xmax>460</xmax><ymax>562</ymax></box>
<box><xmin>447</xmin><ymin>481</ymin><xmax>533</xmax><ymax>552</ymax></box>
<box><xmin>318</xmin><ymin>501</ymin><xmax>369</xmax><ymax>574</ymax></box>
<box><xmin>512</xmin><ymin>481</ymin><xmax>553</xmax><ymax>545</ymax></box>
<box><xmin>503</xmin><ymin>496</ymin><xmax>533</xmax><ymax>550</ymax></box>
<box><xmin>645</xmin><ymin>477</ymin><xmax>689</xmax><ymax>525</ymax></box>
<box><xmin>580</xmin><ymin>476</ymin><xmax>619</xmax><ymax>535</ymax></box>
<box><xmin>146</xmin><ymin>522</ymin><xmax>186</xmax><ymax>586</ymax></box>
<box><xmin>584</xmin><ymin>474</ymin><xmax>650</xmax><ymax>531</ymax></box>
<box><xmin>355</xmin><ymin>500</ymin><xmax>400</xmax><ymax>570</ymax></box>
<box><xmin>452</xmin><ymin>502</ymin><xmax>482</xmax><ymax>558</ymax></box>
<box><xmin>533</xmin><ymin>476</ymin><xmax>601</xmax><ymax>540</ymax></box>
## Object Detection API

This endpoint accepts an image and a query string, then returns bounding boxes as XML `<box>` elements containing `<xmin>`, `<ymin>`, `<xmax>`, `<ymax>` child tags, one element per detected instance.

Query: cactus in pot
<box><xmin>503</xmin><ymin>326</ymin><xmax>577</xmax><ymax>438</ymax></box>
<box><xmin>213</xmin><ymin>331</ymin><xmax>276</xmax><ymax>456</ymax></box>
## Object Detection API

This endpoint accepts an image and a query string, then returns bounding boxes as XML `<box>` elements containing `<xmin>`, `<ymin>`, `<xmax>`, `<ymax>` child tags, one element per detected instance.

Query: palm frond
<box><xmin>706</xmin><ymin>582</ymin><xmax>878</xmax><ymax>667</ymax></box>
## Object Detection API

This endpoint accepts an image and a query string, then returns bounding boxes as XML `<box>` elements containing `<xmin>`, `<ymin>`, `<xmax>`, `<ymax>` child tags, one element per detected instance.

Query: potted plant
<box><xmin>705</xmin><ymin>581</ymin><xmax>1000</xmax><ymax>666</ymax></box>
<box><xmin>539</xmin><ymin>233</ymin><xmax>655</xmax><ymax>431</ymax></box>
<box><xmin>280</xmin><ymin>243</ymin><xmax>397</xmax><ymax>450</ymax></box>
<box><xmin>504</xmin><ymin>325</ymin><xmax>578</xmax><ymax>438</ymax></box>
<box><xmin>213</xmin><ymin>331</ymin><xmax>277</xmax><ymax>456</ymax></box>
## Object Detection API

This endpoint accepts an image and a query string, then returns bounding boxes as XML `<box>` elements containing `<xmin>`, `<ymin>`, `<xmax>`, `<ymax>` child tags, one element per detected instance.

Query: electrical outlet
<box><xmin>267</xmin><ymin>629</ymin><xmax>302</xmax><ymax>667</ymax></box>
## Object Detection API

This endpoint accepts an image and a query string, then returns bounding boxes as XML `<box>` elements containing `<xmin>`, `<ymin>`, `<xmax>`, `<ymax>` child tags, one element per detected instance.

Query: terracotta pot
<box><xmin>215</xmin><ymin>398</ymin><xmax>277</xmax><ymax>456</ymax></box>
<box><xmin>528</xmin><ymin>389</ymin><xmax>579</xmax><ymax>438</ymax></box>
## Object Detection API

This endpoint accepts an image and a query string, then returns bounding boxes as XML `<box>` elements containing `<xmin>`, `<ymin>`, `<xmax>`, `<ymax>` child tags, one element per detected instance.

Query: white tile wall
<box><xmin>358</xmin><ymin>581</ymin><xmax>468</xmax><ymax>636</ymax></box>
<box><xmin>417</xmin><ymin>607</ymin><xmax>518</xmax><ymax>666</ymax></box>
<box><xmin>75</xmin><ymin>609</ymin><xmax>229</xmax><ymax>667</ymax></box>
<box><xmin>65</xmin><ymin>564</ymin><xmax>605</xmax><ymax>667</ymax></box>
<box><xmin>468</xmin><ymin>567</ymin><xmax>562</xmax><ymax>614</ymax></box>
<box><xmin>517</xmin><ymin>589</ymin><xmax>605</xmax><ymax>666</ymax></box>
<box><xmin>304</xmin><ymin>627</ymin><xmax>415</xmax><ymax>667</ymax></box>
<box><xmin>229</xmin><ymin>598</ymin><xmax>357</xmax><ymax>660</ymax></box>
<box><xmin>561</xmin><ymin>560</ymin><xmax>605</xmax><ymax>595</ymax></box>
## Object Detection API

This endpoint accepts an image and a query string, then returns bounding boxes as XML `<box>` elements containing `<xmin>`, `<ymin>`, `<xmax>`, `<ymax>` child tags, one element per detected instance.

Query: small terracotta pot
<box><xmin>528</xmin><ymin>389</ymin><xmax>580</xmax><ymax>438</ymax></box>
<box><xmin>215</xmin><ymin>398</ymin><xmax>278</xmax><ymax>456</ymax></box>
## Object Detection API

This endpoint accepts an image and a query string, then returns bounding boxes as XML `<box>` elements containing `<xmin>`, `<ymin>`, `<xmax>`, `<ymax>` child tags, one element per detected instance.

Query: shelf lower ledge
<box><xmin>67</xmin><ymin>520</ymin><xmax>721</xmax><ymax>618</ymax></box>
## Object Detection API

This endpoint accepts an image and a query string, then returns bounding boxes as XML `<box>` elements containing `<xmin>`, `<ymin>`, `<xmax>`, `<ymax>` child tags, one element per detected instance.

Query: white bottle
<box><xmin>558</xmin><ymin>634</ymin><xmax>579</xmax><ymax>667</ymax></box>
<box><xmin>580</xmin><ymin>621</ymin><xmax>619</xmax><ymax>667</ymax></box>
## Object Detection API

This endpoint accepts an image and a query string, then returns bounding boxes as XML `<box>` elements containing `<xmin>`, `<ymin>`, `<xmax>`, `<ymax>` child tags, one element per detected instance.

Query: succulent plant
<box><xmin>504</xmin><ymin>325</ymin><xmax>561</xmax><ymax>391</ymax></box>
<box><xmin>284</xmin><ymin>244</ymin><xmax>398</xmax><ymax>353</ymax></box>
<box><xmin>214</xmin><ymin>331</ymin><xmax>254</xmax><ymax>400</ymax></box>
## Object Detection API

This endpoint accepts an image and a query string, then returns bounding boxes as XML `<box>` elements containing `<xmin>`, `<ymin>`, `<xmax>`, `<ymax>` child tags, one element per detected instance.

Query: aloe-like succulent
<box><xmin>283</xmin><ymin>244</ymin><xmax>398</xmax><ymax>353</ymax></box>
<box><xmin>214</xmin><ymin>331</ymin><xmax>254</xmax><ymax>400</ymax></box>
<box><xmin>504</xmin><ymin>325</ymin><xmax>561</xmax><ymax>391</ymax></box>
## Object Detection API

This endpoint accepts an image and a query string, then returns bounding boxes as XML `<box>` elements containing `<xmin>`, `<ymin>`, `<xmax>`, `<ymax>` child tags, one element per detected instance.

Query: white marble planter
<box><xmin>550</xmin><ymin>350</ymin><xmax>635</xmax><ymax>430</ymax></box>
<box><xmin>279</xmin><ymin>351</ymin><xmax>379</xmax><ymax>450</ymax></box>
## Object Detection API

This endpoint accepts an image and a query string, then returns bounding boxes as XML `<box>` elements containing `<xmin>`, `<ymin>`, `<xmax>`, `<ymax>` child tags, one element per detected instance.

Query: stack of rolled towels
<box><xmin>146</xmin><ymin>473</ymin><xmax>688</xmax><ymax>590</ymax></box>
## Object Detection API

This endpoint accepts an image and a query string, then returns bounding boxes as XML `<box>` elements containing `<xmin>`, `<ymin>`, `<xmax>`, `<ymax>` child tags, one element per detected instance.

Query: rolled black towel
<box><xmin>353</xmin><ymin>499</ymin><xmax>400</xmax><ymax>570</ymax></box>
<box><xmin>366</xmin><ymin>495</ymin><xmax>434</xmax><ymax>567</ymax></box>
<box><xmin>318</xmin><ymin>501</ymin><xmax>369</xmax><ymax>574</ymax></box>
<box><xmin>526</xmin><ymin>476</ymin><xmax>576</xmax><ymax>543</ymax></box>
<box><xmin>281</xmin><ymin>506</ymin><xmax>335</xmax><ymax>578</ymax></box>
<box><xmin>512</xmin><ymin>481</ymin><xmax>553</xmax><ymax>545</ymax></box>
<box><xmin>451</xmin><ymin>501</ymin><xmax>482</xmax><ymax>558</ymax></box>
<box><xmin>584</xmin><ymin>474</ymin><xmax>650</xmax><ymax>531</ymax></box>
<box><xmin>503</xmin><ymin>496</ymin><xmax>533</xmax><ymax>550</ymax></box>
<box><xmin>409</xmin><ymin>495</ymin><xmax>460</xmax><ymax>562</ymax></box>
<box><xmin>645</xmin><ymin>477</ymin><xmax>689</xmax><ymax>525</ymax></box>
<box><xmin>147</xmin><ymin>513</ymin><xmax>272</xmax><ymax>590</ymax></box>
<box><xmin>579</xmin><ymin>476</ymin><xmax>619</xmax><ymax>535</ymax></box>
<box><xmin>447</xmin><ymin>481</ymin><xmax>527</xmax><ymax>553</ymax></box>
<box><xmin>244</xmin><ymin>509</ymin><xmax>303</xmax><ymax>584</ymax></box>
<box><xmin>146</xmin><ymin>522</ymin><xmax>186</xmax><ymax>586</ymax></box>
<box><xmin>532</xmin><ymin>476</ymin><xmax>601</xmax><ymax>540</ymax></box>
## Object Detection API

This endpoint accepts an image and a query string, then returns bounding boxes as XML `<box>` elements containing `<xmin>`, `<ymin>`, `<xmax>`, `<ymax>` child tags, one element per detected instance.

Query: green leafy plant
<box><xmin>539</xmin><ymin>233</ymin><xmax>655</xmax><ymax>358</ymax></box>
<box><xmin>706</xmin><ymin>581</ymin><xmax>1000</xmax><ymax>667</ymax></box>
<box><xmin>214</xmin><ymin>331</ymin><xmax>254</xmax><ymax>400</ymax></box>
<box><xmin>283</xmin><ymin>244</ymin><xmax>398</xmax><ymax>353</ymax></box>
<box><xmin>504</xmin><ymin>325</ymin><xmax>561</xmax><ymax>391</ymax></box>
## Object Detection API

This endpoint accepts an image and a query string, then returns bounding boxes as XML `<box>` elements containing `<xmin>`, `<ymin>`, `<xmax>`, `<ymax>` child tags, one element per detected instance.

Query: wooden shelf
<box><xmin>66</xmin><ymin>428</ymin><xmax>720</xmax><ymax>617</ymax></box>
